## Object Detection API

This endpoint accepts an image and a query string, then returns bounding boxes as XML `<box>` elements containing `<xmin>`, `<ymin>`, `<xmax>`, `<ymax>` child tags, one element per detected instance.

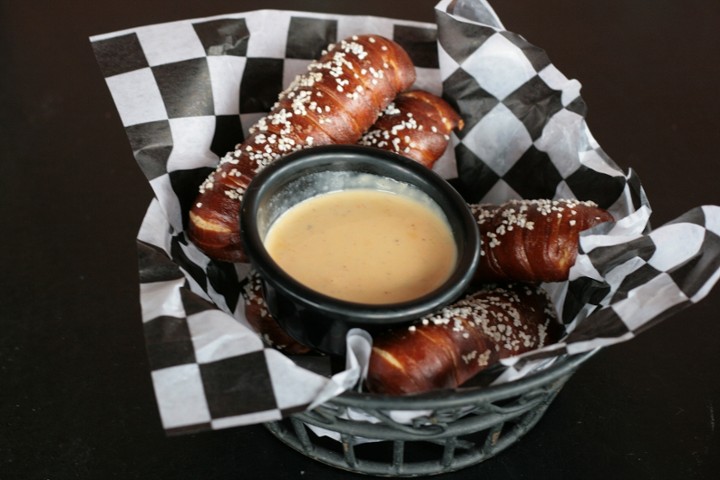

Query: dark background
<box><xmin>1</xmin><ymin>1</ymin><xmax>719</xmax><ymax>478</ymax></box>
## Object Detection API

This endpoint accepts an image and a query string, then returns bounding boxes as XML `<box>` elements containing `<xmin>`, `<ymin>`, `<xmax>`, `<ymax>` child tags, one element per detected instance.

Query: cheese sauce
<box><xmin>264</xmin><ymin>188</ymin><xmax>457</xmax><ymax>304</ymax></box>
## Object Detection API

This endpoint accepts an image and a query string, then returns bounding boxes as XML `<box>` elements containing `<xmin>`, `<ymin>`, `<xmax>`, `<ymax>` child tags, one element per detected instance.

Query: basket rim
<box><xmin>330</xmin><ymin>349</ymin><xmax>597</xmax><ymax>410</ymax></box>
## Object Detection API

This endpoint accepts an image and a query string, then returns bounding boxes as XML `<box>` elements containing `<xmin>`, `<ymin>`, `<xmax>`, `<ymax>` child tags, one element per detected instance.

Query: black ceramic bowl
<box><xmin>240</xmin><ymin>145</ymin><xmax>480</xmax><ymax>356</ymax></box>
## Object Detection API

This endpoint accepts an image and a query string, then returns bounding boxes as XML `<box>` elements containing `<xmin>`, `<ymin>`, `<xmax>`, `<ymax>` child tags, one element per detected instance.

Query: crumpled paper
<box><xmin>91</xmin><ymin>0</ymin><xmax>720</xmax><ymax>434</ymax></box>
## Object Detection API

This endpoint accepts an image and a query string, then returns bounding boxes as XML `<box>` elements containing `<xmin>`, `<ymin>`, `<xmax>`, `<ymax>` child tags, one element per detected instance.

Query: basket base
<box><xmin>264</xmin><ymin>353</ymin><xmax>593</xmax><ymax>476</ymax></box>
<box><xmin>264</xmin><ymin>384</ymin><xmax>563</xmax><ymax>477</ymax></box>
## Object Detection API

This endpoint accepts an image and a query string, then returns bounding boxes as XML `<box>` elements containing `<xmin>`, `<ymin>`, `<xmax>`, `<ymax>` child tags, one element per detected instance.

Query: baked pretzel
<box><xmin>471</xmin><ymin>199</ymin><xmax>614</xmax><ymax>283</ymax></box>
<box><xmin>366</xmin><ymin>283</ymin><xmax>561</xmax><ymax>395</ymax></box>
<box><xmin>188</xmin><ymin>34</ymin><xmax>416</xmax><ymax>262</ymax></box>
<box><xmin>359</xmin><ymin>89</ymin><xmax>463</xmax><ymax>169</ymax></box>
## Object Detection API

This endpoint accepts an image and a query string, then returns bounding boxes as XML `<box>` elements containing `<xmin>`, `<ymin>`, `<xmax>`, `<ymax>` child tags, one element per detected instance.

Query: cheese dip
<box><xmin>264</xmin><ymin>188</ymin><xmax>457</xmax><ymax>304</ymax></box>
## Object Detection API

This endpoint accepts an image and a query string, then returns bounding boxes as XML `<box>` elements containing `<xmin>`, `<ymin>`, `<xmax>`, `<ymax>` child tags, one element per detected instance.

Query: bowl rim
<box><xmin>240</xmin><ymin>144</ymin><xmax>481</xmax><ymax>325</ymax></box>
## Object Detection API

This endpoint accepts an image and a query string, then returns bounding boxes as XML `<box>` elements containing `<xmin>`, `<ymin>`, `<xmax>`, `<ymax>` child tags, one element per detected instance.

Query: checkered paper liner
<box><xmin>91</xmin><ymin>0</ymin><xmax>720</xmax><ymax>434</ymax></box>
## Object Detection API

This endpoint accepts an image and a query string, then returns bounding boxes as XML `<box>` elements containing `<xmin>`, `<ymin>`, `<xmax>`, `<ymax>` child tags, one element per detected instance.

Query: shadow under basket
<box><xmin>265</xmin><ymin>351</ymin><xmax>594</xmax><ymax>477</ymax></box>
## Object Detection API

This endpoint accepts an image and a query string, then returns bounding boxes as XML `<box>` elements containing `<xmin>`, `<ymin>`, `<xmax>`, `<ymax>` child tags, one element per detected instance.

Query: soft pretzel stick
<box><xmin>359</xmin><ymin>89</ymin><xmax>463</xmax><ymax>169</ymax></box>
<box><xmin>366</xmin><ymin>283</ymin><xmax>561</xmax><ymax>395</ymax></box>
<box><xmin>471</xmin><ymin>199</ymin><xmax>614</xmax><ymax>283</ymax></box>
<box><xmin>188</xmin><ymin>34</ymin><xmax>416</xmax><ymax>262</ymax></box>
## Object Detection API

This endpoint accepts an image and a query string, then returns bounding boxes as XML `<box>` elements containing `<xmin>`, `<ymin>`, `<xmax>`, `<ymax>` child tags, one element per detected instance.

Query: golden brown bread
<box><xmin>188</xmin><ymin>34</ymin><xmax>417</xmax><ymax>262</ymax></box>
<box><xmin>359</xmin><ymin>90</ymin><xmax>463</xmax><ymax>169</ymax></box>
<box><xmin>366</xmin><ymin>283</ymin><xmax>561</xmax><ymax>395</ymax></box>
<box><xmin>471</xmin><ymin>199</ymin><xmax>614</xmax><ymax>284</ymax></box>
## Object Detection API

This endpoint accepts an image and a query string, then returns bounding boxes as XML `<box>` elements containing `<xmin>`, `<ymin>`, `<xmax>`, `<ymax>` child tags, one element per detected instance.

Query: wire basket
<box><xmin>264</xmin><ymin>350</ymin><xmax>594</xmax><ymax>477</ymax></box>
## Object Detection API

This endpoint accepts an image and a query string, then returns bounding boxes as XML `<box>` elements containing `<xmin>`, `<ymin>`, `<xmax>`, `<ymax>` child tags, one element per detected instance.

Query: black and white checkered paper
<box><xmin>91</xmin><ymin>0</ymin><xmax>720</xmax><ymax>434</ymax></box>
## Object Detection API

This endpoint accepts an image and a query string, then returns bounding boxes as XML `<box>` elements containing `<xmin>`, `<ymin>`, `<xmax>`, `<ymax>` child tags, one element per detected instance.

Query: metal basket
<box><xmin>265</xmin><ymin>350</ymin><xmax>594</xmax><ymax>477</ymax></box>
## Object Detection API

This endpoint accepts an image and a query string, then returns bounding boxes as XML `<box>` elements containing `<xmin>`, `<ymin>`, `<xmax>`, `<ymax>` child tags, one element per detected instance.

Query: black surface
<box><xmin>2</xmin><ymin>1</ymin><xmax>719</xmax><ymax>478</ymax></box>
